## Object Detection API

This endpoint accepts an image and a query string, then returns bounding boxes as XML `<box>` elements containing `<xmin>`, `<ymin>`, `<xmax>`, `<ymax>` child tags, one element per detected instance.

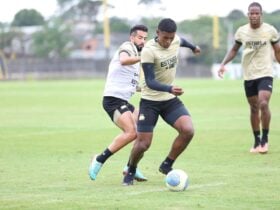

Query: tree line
<box><xmin>0</xmin><ymin>0</ymin><xmax>280</xmax><ymax>67</ymax></box>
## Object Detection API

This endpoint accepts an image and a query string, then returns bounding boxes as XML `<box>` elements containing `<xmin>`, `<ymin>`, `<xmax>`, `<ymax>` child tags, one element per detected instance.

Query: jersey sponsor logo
<box><xmin>245</xmin><ymin>40</ymin><xmax>267</xmax><ymax>49</ymax></box>
<box><xmin>160</xmin><ymin>56</ymin><xmax>177</xmax><ymax>69</ymax></box>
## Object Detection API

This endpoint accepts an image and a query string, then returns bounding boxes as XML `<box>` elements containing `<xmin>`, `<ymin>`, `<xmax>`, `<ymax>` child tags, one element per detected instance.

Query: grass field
<box><xmin>0</xmin><ymin>79</ymin><xmax>279</xmax><ymax>210</ymax></box>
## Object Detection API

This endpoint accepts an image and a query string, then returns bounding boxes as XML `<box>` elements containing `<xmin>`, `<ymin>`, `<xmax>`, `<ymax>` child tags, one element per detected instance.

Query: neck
<box><xmin>250</xmin><ymin>21</ymin><xmax>262</xmax><ymax>29</ymax></box>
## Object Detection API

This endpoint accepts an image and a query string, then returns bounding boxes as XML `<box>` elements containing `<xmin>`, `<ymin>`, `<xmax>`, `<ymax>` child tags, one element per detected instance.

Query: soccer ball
<box><xmin>165</xmin><ymin>169</ymin><xmax>189</xmax><ymax>192</ymax></box>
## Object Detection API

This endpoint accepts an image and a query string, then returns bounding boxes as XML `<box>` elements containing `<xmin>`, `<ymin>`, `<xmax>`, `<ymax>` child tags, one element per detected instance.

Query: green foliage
<box><xmin>95</xmin><ymin>17</ymin><xmax>131</xmax><ymax>34</ymax></box>
<box><xmin>60</xmin><ymin>0</ymin><xmax>102</xmax><ymax>22</ymax></box>
<box><xmin>0</xmin><ymin>79</ymin><xmax>279</xmax><ymax>210</ymax></box>
<box><xmin>31</xmin><ymin>19</ymin><xmax>72</xmax><ymax>58</ymax></box>
<box><xmin>263</xmin><ymin>13</ymin><xmax>280</xmax><ymax>31</ymax></box>
<box><xmin>0</xmin><ymin>30</ymin><xmax>20</xmax><ymax>49</ymax></box>
<box><xmin>227</xmin><ymin>9</ymin><xmax>246</xmax><ymax>21</ymax></box>
<box><xmin>11</xmin><ymin>9</ymin><xmax>45</xmax><ymax>27</ymax></box>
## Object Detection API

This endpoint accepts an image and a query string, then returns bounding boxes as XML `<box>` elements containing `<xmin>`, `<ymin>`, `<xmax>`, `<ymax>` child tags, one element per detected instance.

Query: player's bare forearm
<box><xmin>273</xmin><ymin>43</ymin><xmax>280</xmax><ymax>63</ymax></box>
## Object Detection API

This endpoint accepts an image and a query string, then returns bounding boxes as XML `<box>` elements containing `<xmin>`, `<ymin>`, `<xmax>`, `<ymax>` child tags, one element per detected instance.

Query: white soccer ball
<box><xmin>165</xmin><ymin>169</ymin><xmax>189</xmax><ymax>192</ymax></box>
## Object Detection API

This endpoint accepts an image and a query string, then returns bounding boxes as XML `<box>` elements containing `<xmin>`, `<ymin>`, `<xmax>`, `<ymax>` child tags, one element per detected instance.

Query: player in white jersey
<box><xmin>123</xmin><ymin>18</ymin><xmax>201</xmax><ymax>185</ymax></box>
<box><xmin>89</xmin><ymin>25</ymin><xmax>148</xmax><ymax>181</ymax></box>
<box><xmin>218</xmin><ymin>2</ymin><xmax>280</xmax><ymax>154</ymax></box>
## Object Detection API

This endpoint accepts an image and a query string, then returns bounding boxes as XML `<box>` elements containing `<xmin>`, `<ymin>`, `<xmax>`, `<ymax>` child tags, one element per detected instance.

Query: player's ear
<box><xmin>156</xmin><ymin>29</ymin><xmax>159</xmax><ymax>36</ymax></box>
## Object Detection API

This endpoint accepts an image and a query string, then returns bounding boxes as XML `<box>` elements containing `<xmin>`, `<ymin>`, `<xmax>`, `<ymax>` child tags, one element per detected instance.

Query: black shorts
<box><xmin>244</xmin><ymin>76</ymin><xmax>273</xmax><ymax>97</ymax></box>
<box><xmin>102</xmin><ymin>96</ymin><xmax>135</xmax><ymax>122</ymax></box>
<box><xmin>137</xmin><ymin>97</ymin><xmax>190</xmax><ymax>132</ymax></box>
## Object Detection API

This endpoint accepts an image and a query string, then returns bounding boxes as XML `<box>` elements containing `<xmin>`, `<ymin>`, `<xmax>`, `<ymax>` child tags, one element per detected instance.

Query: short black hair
<box><xmin>248</xmin><ymin>2</ymin><xmax>262</xmax><ymax>12</ymax></box>
<box><xmin>158</xmin><ymin>18</ymin><xmax>177</xmax><ymax>33</ymax></box>
<box><xmin>130</xmin><ymin>24</ymin><xmax>148</xmax><ymax>35</ymax></box>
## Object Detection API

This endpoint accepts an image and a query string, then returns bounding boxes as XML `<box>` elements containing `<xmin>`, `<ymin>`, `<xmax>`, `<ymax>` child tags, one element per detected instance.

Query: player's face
<box><xmin>248</xmin><ymin>6</ymin><xmax>262</xmax><ymax>28</ymax></box>
<box><xmin>157</xmin><ymin>30</ymin><xmax>175</xmax><ymax>49</ymax></box>
<box><xmin>131</xmin><ymin>30</ymin><xmax>148</xmax><ymax>52</ymax></box>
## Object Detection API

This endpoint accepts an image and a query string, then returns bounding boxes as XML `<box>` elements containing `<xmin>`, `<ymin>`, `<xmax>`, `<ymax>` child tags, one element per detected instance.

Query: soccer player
<box><xmin>89</xmin><ymin>25</ymin><xmax>148</xmax><ymax>181</ymax></box>
<box><xmin>218</xmin><ymin>2</ymin><xmax>280</xmax><ymax>154</ymax></box>
<box><xmin>122</xmin><ymin>18</ymin><xmax>201</xmax><ymax>185</ymax></box>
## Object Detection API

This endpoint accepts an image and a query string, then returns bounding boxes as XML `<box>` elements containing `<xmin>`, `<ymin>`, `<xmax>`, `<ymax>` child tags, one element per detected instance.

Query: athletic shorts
<box><xmin>102</xmin><ymin>96</ymin><xmax>135</xmax><ymax>122</ymax></box>
<box><xmin>137</xmin><ymin>97</ymin><xmax>190</xmax><ymax>132</ymax></box>
<box><xmin>244</xmin><ymin>76</ymin><xmax>273</xmax><ymax>97</ymax></box>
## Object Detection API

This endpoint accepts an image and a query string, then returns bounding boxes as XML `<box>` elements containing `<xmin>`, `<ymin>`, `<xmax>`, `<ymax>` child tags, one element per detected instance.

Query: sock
<box><xmin>161</xmin><ymin>157</ymin><xmax>174</xmax><ymax>169</ymax></box>
<box><xmin>96</xmin><ymin>148</ymin><xmax>113</xmax><ymax>164</ymax></box>
<box><xmin>253</xmin><ymin>131</ymin><xmax>261</xmax><ymax>147</ymax></box>
<box><xmin>128</xmin><ymin>165</ymin><xmax>136</xmax><ymax>174</ymax></box>
<box><xmin>261</xmin><ymin>129</ymin><xmax>269</xmax><ymax>144</ymax></box>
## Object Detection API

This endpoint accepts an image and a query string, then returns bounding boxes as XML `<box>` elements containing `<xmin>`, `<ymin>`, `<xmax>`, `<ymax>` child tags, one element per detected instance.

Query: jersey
<box><xmin>235</xmin><ymin>22</ymin><xmax>280</xmax><ymax>80</ymax></box>
<box><xmin>140</xmin><ymin>35</ymin><xmax>180</xmax><ymax>101</ymax></box>
<box><xmin>103</xmin><ymin>41</ymin><xmax>140</xmax><ymax>101</ymax></box>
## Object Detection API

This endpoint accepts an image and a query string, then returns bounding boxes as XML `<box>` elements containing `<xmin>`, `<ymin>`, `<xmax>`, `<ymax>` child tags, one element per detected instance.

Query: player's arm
<box><xmin>180</xmin><ymin>38</ymin><xmax>201</xmax><ymax>55</ymax></box>
<box><xmin>218</xmin><ymin>41</ymin><xmax>242</xmax><ymax>78</ymax></box>
<box><xmin>119</xmin><ymin>51</ymin><xmax>140</xmax><ymax>65</ymax></box>
<box><xmin>272</xmin><ymin>40</ymin><xmax>280</xmax><ymax>63</ymax></box>
<box><xmin>142</xmin><ymin>63</ymin><xmax>183</xmax><ymax>96</ymax></box>
<box><xmin>142</xmin><ymin>63</ymin><xmax>172</xmax><ymax>92</ymax></box>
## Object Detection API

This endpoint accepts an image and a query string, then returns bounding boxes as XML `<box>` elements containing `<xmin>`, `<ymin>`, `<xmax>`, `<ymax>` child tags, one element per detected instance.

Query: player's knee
<box><xmin>126</xmin><ymin>130</ymin><xmax>137</xmax><ymax>141</ymax></box>
<box><xmin>181</xmin><ymin>126</ymin><xmax>194</xmax><ymax>140</ymax></box>
<box><xmin>138</xmin><ymin>140</ymin><xmax>151</xmax><ymax>152</ymax></box>
<box><xmin>250</xmin><ymin>103</ymin><xmax>259</xmax><ymax>114</ymax></box>
<box><xmin>259</xmin><ymin>100</ymin><xmax>269</xmax><ymax>111</ymax></box>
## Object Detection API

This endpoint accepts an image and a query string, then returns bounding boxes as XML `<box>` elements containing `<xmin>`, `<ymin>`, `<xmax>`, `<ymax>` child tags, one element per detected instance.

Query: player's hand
<box><xmin>218</xmin><ymin>65</ymin><xmax>226</xmax><ymax>78</ymax></box>
<box><xmin>171</xmin><ymin>86</ymin><xmax>184</xmax><ymax>96</ymax></box>
<box><xmin>193</xmin><ymin>46</ymin><xmax>201</xmax><ymax>55</ymax></box>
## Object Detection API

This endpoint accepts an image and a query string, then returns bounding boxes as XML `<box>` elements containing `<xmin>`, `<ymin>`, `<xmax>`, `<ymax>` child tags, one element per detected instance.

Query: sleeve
<box><xmin>142</xmin><ymin>63</ymin><xmax>172</xmax><ymax>92</ymax></box>
<box><xmin>141</xmin><ymin>46</ymin><xmax>154</xmax><ymax>63</ymax></box>
<box><xmin>234</xmin><ymin>27</ymin><xmax>243</xmax><ymax>45</ymax></box>
<box><xmin>119</xmin><ymin>42</ymin><xmax>136</xmax><ymax>56</ymax></box>
<box><xmin>270</xmin><ymin>26</ymin><xmax>280</xmax><ymax>44</ymax></box>
<box><xmin>180</xmin><ymin>37</ymin><xmax>196</xmax><ymax>51</ymax></box>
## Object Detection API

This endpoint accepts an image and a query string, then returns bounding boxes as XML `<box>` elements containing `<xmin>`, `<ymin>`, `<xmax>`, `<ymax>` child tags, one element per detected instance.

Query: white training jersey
<box><xmin>103</xmin><ymin>41</ymin><xmax>140</xmax><ymax>101</ymax></box>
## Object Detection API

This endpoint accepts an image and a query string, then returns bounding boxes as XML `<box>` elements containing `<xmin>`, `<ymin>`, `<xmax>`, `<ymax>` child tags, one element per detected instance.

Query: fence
<box><xmin>2</xmin><ymin>57</ymin><xmax>212</xmax><ymax>80</ymax></box>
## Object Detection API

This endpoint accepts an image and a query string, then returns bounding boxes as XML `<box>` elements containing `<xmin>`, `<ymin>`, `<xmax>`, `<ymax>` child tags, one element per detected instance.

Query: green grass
<box><xmin>0</xmin><ymin>79</ymin><xmax>279</xmax><ymax>210</ymax></box>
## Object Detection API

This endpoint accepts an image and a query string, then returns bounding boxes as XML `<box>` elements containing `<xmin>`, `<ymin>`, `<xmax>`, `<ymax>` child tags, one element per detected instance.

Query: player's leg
<box><xmin>257</xmin><ymin>77</ymin><xmax>273</xmax><ymax>153</ymax></box>
<box><xmin>122</xmin><ymin>108</ymin><xmax>148</xmax><ymax>182</ymax></box>
<box><xmin>246</xmin><ymin>95</ymin><xmax>261</xmax><ymax>153</ymax></box>
<box><xmin>123</xmin><ymin>132</ymin><xmax>153</xmax><ymax>185</ymax></box>
<box><xmin>123</xmin><ymin>99</ymin><xmax>159</xmax><ymax>185</ymax></box>
<box><xmin>107</xmin><ymin>110</ymin><xmax>137</xmax><ymax>153</ymax></box>
<box><xmin>89</xmin><ymin>98</ymin><xmax>136</xmax><ymax>180</ymax></box>
<box><xmin>159</xmin><ymin>98</ymin><xmax>194</xmax><ymax>174</ymax></box>
<box><xmin>244</xmin><ymin>80</ymin><xmax>261</xmax><ymax>153</ymax></box>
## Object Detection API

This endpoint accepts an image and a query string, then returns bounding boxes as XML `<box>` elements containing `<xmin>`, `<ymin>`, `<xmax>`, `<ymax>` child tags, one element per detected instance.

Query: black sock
<box><xmin>128</xmin><ymin>165</ymin><xmax>136</xmax><ymax>174</ymax></box>
<box><xmin>253</xmin><ymin>131</ymin><xmax>261</xmax><ymax>147</ymax></box>
<box><xmin>161</xmin><ymin>157</ymin><xmax>174</xmax><ymax>168</ymax></box>
<box><xmin>261</xmin><ymin>129</ymin><xmax>269</xmax><ymax>144</ymax></box>
<box><xmin>96</xmin><ymin>148</ymin><xmax>113</xmax><ymax>164</ymax></box>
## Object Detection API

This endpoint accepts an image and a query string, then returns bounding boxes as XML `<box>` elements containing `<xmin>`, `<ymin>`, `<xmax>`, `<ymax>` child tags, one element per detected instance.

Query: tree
<box><xmin>95</xmin><ymin>17</ymin><xmax>130</xmax><ymax>34</ymax></box>
<box><xmin>226</xmin><ymin>9</ymin><xmax>245</xmax><ymax>21</ymax></box>
<box><xmin>32</xmin><ymin>18</ymin><xmax>71</xmax><ymax>58</ymax></box>
<box><xmin>57</xmin><ymin>0</ymin><xmax>102</xmax><ymax>22</ymax></box>
<box><xmin>11</xmin><ymin>9</ymin><xmax>45</xmax><ymax>26</ymax></box>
